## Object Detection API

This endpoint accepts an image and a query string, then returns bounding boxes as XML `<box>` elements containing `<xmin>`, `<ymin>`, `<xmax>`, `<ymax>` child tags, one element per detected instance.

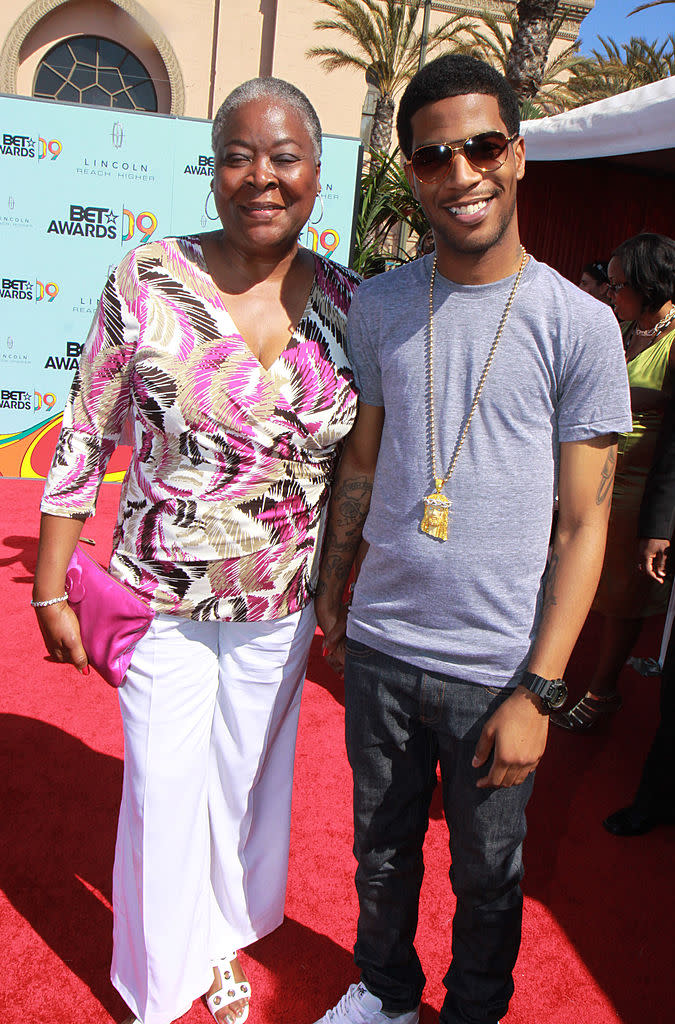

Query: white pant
<box><xmin>111</xmin><ymin>605</ymin><xmax>316</xmax><ymax>1024</ymax></box>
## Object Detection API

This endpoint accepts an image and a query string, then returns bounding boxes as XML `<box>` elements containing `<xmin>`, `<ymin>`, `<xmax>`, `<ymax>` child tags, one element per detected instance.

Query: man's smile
<box><xmin>444</xmin><ymin>195</ymin><xmax>497</xmax><ymax>224</ymax></box>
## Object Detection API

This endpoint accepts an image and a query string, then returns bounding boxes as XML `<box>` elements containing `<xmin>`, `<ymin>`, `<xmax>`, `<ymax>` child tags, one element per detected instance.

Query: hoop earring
<box><xmin>309</xmin><ymin>192</ymin><xmax>324</xmax><ymax>225</ymax></box>
<box><xmin>204</xmin><ymin>189</ymin><xmax>219</xmax><ymax>221</ymax></box>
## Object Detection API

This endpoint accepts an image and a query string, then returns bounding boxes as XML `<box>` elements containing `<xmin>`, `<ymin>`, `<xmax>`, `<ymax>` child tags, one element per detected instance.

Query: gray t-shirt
<box><xmin>346</xmin><ymin>254</ymin><xmax>632</xmax><ymax>687</ymax></box>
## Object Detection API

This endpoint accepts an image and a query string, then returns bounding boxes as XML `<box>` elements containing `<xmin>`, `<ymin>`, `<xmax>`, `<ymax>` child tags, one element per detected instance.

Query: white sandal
<box><xmin>206</xmin><ymin>951</ymin><xmax>251</xmax><ymax>1023</ymax></box>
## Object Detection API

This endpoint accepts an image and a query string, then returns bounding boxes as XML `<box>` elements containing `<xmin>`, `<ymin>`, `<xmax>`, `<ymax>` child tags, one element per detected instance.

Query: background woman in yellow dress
<box><xmin>553</xmin><ymin>233</ymin><xmax>675</xmax><ymax>731</ymax></box>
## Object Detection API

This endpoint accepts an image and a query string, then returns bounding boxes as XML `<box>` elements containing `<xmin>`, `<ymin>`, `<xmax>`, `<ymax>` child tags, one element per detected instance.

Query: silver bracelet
<box><xmin>31</xmin><ymin>594</ymin><xmax>68</xmax><ymax>608</ymax></box>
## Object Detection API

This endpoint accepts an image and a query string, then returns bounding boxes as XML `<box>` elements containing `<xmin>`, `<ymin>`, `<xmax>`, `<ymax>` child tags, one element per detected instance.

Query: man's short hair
<box><xmin>612</xmin><ymin>233</ymin><xmax>675</xmax><ymax>312</ymax></box>
<box><xmin>396</xmin><ymin>54</ymin><xmax>521</xmax><ymax>159</ymax></box>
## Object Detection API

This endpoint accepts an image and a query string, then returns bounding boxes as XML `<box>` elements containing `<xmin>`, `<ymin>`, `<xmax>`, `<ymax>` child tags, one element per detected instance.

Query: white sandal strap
<box><xmin>206</xmin><ymin>985</ymin><xmax>251</xmax><ymax>1011</ymax></box>
<box><xmin>207</xmin><ymin>952</ymin><xmax>251</xmax><ymax>1022</ymax></box>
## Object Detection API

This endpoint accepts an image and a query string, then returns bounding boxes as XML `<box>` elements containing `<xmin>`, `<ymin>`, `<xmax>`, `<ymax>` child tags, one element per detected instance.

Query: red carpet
<box><xmin>1</xmin><ymin>478</ymin><xmax>673</xmax><ymax>1024</ymax></box>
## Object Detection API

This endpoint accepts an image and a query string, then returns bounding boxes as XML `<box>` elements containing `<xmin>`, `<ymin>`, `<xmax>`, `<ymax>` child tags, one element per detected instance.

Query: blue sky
<box><xmin>577</xmin><ymin>0</ymin><xmax>674</xmax><ymax>53</ymax></box>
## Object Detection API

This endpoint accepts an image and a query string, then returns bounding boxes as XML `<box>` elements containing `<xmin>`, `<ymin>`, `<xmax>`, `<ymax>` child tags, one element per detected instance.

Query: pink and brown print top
<box><xmin>41</xmin><ymin>236</ymin><xmax>360</xmax><ymax>621</ymax></box>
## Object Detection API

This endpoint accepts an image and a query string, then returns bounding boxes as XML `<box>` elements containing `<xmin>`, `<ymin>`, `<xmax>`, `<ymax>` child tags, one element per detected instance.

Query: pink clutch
<box><xmin>65</xmin><ymin>545</ymin><xmax>154</xmax><ymax>687</ymax></box>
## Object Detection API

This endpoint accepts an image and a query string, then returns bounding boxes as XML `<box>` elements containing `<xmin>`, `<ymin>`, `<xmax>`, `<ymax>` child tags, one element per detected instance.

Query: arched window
<box><xmin>33</xmin><ymin>35</ymin><xmax>157</xmax><ymax>111</ymax></box>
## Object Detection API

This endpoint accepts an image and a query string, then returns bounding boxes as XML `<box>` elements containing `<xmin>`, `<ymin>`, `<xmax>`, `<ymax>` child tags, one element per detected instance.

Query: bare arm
<box><xmin>315</xmin><ymin>401</ymin><xmax>384</xmax><ymax>671</ymax></box>
<box><xmin>474</xmin><ymin>435</ymin><xmax>617</xmax><ymax>788</ymax></box>
<box><xmin>33</xmin><ymin>512</ymin><xmax>89</xmax><ymax>673</ymax></box>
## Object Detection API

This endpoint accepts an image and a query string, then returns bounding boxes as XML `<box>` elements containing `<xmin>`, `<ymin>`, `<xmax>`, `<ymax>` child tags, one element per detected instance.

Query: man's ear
<box><xmin>513</xmin><ymin>136</ymin><xmax>526</xmax><ymax>182</ymax></box>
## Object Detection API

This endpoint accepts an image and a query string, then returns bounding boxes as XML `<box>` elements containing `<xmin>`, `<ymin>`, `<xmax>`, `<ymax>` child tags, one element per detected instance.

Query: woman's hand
<box><xmin>638</xmin><ymin>537</ymin><xmax>670</xmax><ymax>582</ymax></box>
<box><xmin>315</xmin><ymin>592</ymin><xmax>348</xmax><ymax>676</ymax></box>
<box><xmin>33</xmin><ymin>512</ymin><xmax>88</xmax><ymax>672</ymax></box>
<box><xmin>34</xmin><ymin>601</ymin><xmax>89</xmax><ymax>674</ymax></box>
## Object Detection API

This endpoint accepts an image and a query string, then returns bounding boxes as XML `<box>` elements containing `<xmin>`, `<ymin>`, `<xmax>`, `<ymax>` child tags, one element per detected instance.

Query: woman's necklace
<box><xmin>420</xmin><ymin>246</ymin><xmax>528</xmax><ymax>541</ymax></box>
<box><xmin>633</xmin><ymin>306</ymin><xmax>675</xmax><ymax>338</ymax></box>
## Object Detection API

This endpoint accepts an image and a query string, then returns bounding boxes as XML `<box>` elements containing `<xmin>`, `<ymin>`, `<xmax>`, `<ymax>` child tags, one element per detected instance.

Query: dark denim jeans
<box><xmin>344</xmin><ymin>639</ymin><xmax>535</xmax><ymax>1024</ymax></box>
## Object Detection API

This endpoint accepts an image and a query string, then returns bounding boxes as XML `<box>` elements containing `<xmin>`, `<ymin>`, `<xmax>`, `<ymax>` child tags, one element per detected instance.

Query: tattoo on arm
<box><xmin>318</xmin><ymin>474</ymin><xmax>373</xmax><ymax>594</ymax></box>
<box><xmin>596</xmin><ymin>448</ymin><xmax>616</xmax><ymax>505</ymax></box>
<box><xmin>543</xmin><ymin>553</ymin><xmax>559</xmax><ymax>610</ymax></box>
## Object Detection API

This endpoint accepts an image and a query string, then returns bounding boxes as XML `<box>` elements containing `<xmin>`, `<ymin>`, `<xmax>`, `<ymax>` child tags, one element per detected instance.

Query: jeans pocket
<box><xmin>345</xmin><ymin>638</ymin><xmax>376</xmax><ymax>660</ymax></box>
<box><xmin>483</xmin><ymin>684</ymin><xmax>510</xmax><ymax>696</ymax></box>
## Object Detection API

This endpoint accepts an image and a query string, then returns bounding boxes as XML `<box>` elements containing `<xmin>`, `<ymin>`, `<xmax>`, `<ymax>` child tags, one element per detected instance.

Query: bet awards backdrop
<box><xmin>0</xmin><ymin>93</ymin><xmax>362</xmax><ymax>478</ymax></box>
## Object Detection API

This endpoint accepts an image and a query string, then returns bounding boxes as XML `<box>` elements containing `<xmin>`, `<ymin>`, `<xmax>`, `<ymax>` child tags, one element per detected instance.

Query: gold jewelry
<box><xmin>633</xmin><ymin>306</ymin><xmax>675</xmax><ymax>338</ymax></box>
<box><xmin>421</xmin><ymin>247</ymin><xmax>528</xmax><ymax>541</ymax></box>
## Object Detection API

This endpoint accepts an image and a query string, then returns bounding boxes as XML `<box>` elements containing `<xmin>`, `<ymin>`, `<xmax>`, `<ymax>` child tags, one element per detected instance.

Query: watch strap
<box><xmin>520</xmin><ymin>671</ymin><xmax>567</xmax><ymax>711</ymax></box>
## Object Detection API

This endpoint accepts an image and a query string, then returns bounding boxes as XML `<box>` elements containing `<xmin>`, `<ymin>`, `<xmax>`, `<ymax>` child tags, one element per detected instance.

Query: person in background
<box><xmin>604</xmin><ymin>400</ymin><xmax>675</xmax><ymax>835</ymax></box>
<box><xmin>578</xmin><ymin>259</ymin><xmax>610</xmax><ymax>303</ymax></box>
<box><xmin>314</xmin><ymin>54</ymin><xmax>630</xmax><ymax>1024</ymax></box>
<box><xmin>32</xmin><ymin>77</ymin><xmax>359</xmax><ymax>1024</ymax></box>
<box><xmin>553</xmin><ymin>234</ymin><xmax>675</xmax><ymax>732</ymax></box>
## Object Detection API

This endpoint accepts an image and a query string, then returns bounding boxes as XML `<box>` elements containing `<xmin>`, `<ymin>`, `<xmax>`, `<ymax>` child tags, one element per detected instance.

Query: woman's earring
<box><xmin>309</xmin><ymin>191</ymin><xmax>324</xmax><ymax>225</ymax></box>
<box><xmin>204</xmin><ymin>186</ymin><xmax>219</xmax><ymax>221</ymax></box>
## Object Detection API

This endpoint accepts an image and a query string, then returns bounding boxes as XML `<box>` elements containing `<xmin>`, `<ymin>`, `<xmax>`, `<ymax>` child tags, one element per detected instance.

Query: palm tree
<box><xmin>564</xmin><ymin>34</ymin><xmax>675</xmax><ymax>107</ymax></box>
<box><xmin>307</xmin><ymin>0</ymin><xmax>467</xmax><ymax>152</ymax></box>
<box><xmin>505</xmin><ymin>1</ymin><xmax>565</xmax><ymax>102</ymax></box>
<box><xmin>354</xmin><ymin>148</ymin><xmax>429</xmax><ymax>275</ymax></box>
<box><xmin>465</xmin><ymin>8</ymin><xmax>586</xmax><ymax>114</ymax></box>
<box><xmin>630</xmin><ymin>2</ymin><xmax>675</xmax><ymax>12</ymax></box>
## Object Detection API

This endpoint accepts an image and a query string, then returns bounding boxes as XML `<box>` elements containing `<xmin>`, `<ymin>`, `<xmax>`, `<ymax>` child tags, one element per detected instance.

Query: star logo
<box><xmin>105</xmin><ymin>210</ymin><xmax>117</xmax><ymax>225</ymax></box>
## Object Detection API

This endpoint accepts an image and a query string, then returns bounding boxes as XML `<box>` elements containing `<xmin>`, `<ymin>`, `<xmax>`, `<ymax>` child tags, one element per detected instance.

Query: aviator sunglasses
<box><xmin>410</xmin><ymin>131</ymin><xmax>519</xmax><ymax>183</ymax></box>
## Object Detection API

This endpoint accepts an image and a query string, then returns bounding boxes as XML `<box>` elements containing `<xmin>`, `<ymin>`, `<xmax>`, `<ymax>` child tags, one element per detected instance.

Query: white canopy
<box><xmin>521</xmin><ymin>76</ymin><xmax>675</xmax><ymax>162</ymax></box>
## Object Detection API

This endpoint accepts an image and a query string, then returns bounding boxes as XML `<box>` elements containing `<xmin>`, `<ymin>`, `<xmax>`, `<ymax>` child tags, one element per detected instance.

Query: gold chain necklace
<box><xmin>421</xmin><ymin>246</ymin><xmax>528</xmax><ymax>541</ymax></box>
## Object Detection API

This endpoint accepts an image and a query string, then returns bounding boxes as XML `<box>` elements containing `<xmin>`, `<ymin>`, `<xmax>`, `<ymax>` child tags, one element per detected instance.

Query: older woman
<box><xmin>554</xmin><ymin>233</ymin><xmax>675</xmax><ymax>731</ymax></box>
<box><xmin>32</xmin><ymin>79</ymin><xmax>360</xmax><ymax>1024</ymax></box>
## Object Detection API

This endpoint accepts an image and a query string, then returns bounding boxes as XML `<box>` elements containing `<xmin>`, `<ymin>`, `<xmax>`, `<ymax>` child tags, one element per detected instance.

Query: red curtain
<box><xmin>518</xmin><ymin>158</ymin><xmax>675</xmax><ymax>283</ymax></box>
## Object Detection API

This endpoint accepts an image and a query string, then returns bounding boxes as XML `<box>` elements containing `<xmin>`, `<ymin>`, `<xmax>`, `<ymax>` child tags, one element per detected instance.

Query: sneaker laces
<box><xmin>325</xmin><ymin>983</ymin><xmax>381</xmax><ymax>1024</ymax></box>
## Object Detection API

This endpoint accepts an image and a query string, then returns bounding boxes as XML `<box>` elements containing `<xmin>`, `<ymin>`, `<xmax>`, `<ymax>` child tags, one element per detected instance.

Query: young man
<box><xmin>314</xmin><ymin>55</ymin><xmax>632</xmax><ymax>1024</ymax></box>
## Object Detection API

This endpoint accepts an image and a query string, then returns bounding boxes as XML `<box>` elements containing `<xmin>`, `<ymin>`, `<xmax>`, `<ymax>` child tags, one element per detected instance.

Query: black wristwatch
<box><xmin>518</xmin><ymin>671</ymin><xmax>568</xmax><ymax>712</ymax></box>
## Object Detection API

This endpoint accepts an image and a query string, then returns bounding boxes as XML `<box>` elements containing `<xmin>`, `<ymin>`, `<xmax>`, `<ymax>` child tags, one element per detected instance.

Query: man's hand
<box><xmin>638</xmin><ymin>537</ymin><xmax>670</xmax><ymax>582</ymax></box>
<box><xmin>473</xmin><ymin>686</ymin><xmax>549</xmax><ymax>788</ymax></box>
<box><xmin>315</xmin><ymin>593</ymin><xmax>349</xmax><ymax>676</ymax></box>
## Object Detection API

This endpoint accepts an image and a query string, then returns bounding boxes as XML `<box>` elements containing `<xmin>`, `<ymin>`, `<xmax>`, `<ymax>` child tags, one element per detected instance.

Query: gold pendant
<box><xmin>421</xmin><ymin>482</ymin><xmax>451</xmax><ymax>541</ymax></box>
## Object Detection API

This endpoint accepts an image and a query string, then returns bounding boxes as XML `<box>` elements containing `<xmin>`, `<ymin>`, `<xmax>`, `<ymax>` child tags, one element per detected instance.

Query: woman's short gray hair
<box><xmin>212</xmin><ymin>78</ymin><xmax>322</xmax><ymax>161</ymax></box>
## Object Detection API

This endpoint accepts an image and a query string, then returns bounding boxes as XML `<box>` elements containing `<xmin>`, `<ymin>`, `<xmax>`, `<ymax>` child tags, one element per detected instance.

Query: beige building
<box><xmin>0</xmin><ymin>0</ymin><xmax>595</xmax><ymax>139</ymax></box>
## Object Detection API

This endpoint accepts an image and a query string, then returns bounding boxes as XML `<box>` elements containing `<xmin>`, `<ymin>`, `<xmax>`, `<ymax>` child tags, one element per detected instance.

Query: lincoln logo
<box><xmin>7</xmin><ymin>338</ymin><xmax>13</xmax><ymax>349</ymax></box>
<box><xmin>111</xmin><ymin>122</ymin><xmax>124</xmax><ymax>149</ymax></box>
<box><xmin>8</xmin><ymin>196</ymin><xmax>14</xmax><ymax>209</ymax></box>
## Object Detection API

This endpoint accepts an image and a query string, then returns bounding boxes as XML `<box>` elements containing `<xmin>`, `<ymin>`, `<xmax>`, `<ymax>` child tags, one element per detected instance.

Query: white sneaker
<box><xmin>313</xmin><ymin>982</ymin><xmax>420</xmax><ymax>1024</ymax></box>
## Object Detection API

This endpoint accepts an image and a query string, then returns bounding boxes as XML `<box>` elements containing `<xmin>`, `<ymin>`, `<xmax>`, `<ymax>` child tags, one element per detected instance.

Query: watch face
<box><xmin>546</xmin><ymin>681</ymin><xmax>567</xmax><ymax>710</ymax></box>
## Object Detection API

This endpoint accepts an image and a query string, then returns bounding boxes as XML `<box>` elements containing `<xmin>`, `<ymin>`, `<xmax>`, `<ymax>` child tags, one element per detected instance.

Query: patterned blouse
<box><xmin>41</xmin><ymin>236</ymin><xmax>360</xmax><ymax>621</ymax></box>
